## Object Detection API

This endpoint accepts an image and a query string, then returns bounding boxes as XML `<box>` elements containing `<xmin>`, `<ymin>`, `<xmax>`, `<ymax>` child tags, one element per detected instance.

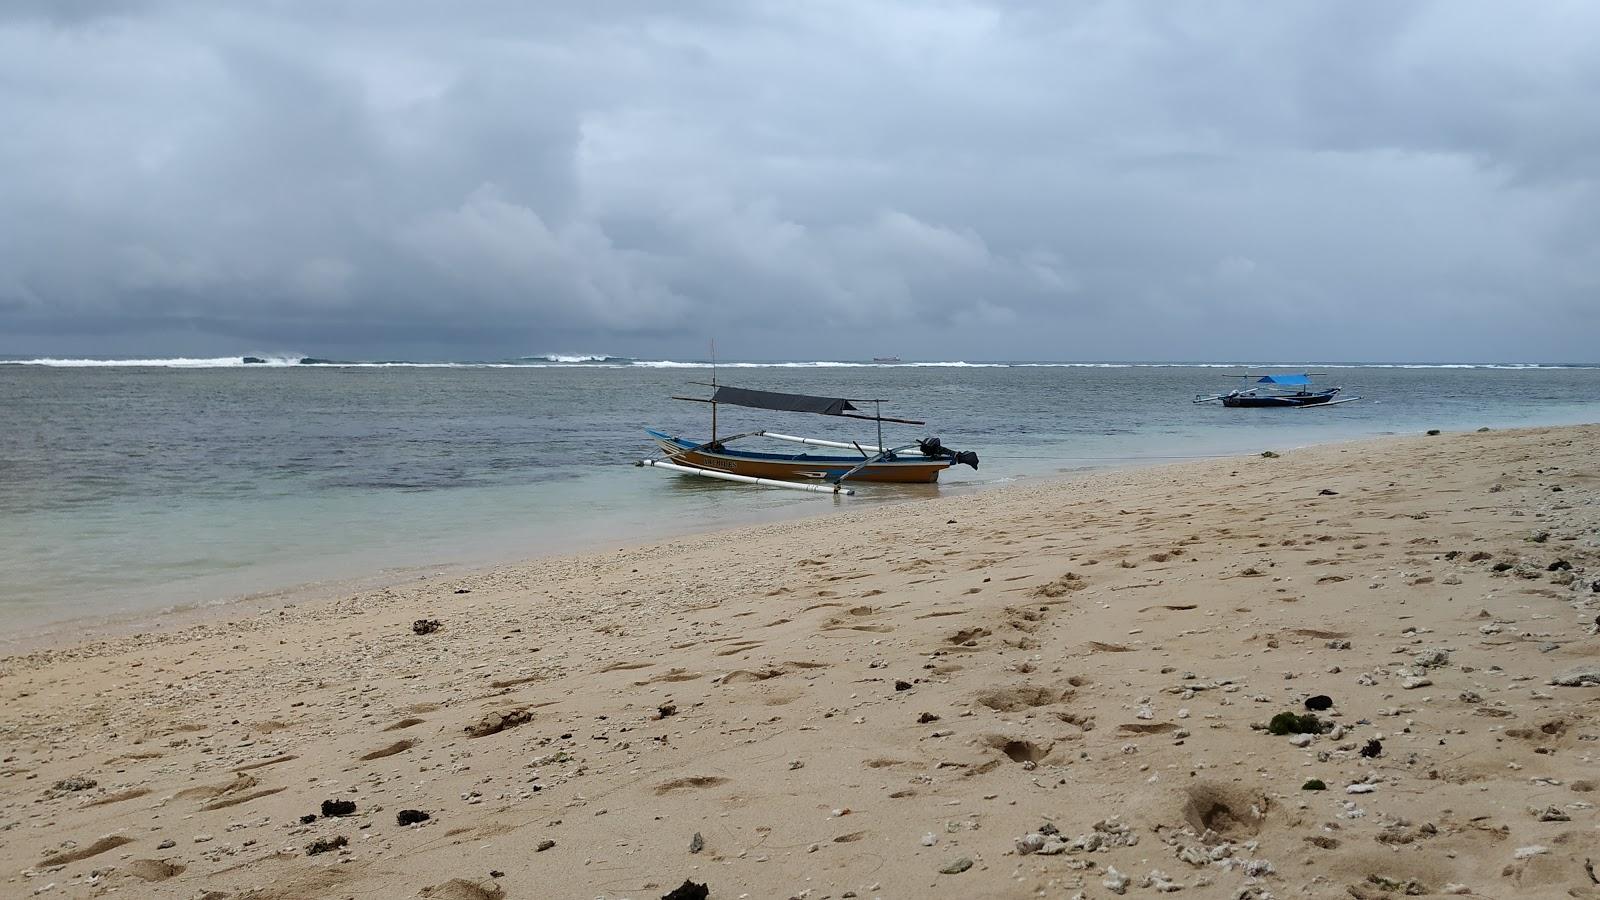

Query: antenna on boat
<box><xmin>875</xmin><ymin>400</ymin><xmax>883</xmax><ymax>458</ymax></box>
<box><xmin>710</xmin><ymin>339</ymin><xmax>718</xmax><ymax>444</ymax></box>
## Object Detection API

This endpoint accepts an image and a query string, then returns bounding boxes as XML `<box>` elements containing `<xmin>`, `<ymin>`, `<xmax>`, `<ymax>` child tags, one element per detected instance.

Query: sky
<box><xmin>1</xmin><ymin>2</ymin><xmax>1597</xmax><ymax>363</ymax></box>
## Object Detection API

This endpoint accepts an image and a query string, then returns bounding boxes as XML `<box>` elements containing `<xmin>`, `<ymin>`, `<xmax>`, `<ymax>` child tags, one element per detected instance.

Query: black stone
<box><xmin>1304</xmin><ymin>695</ymin><xmax>1333</xmax><ymax>711</ymax></box>
<box><xmin>396</xmin><ymin>809</ymin><xmax>430</xmax><ymax>826</ymax></box>
<box><xmin>662</xmin><ymin>881</ymin><xmax>710</xmax><ymax>900</ymax></box>
<box><xmin>321</xmin><ymin>799</ymin><xmax>356</xmax><ymax>817</ymax></box>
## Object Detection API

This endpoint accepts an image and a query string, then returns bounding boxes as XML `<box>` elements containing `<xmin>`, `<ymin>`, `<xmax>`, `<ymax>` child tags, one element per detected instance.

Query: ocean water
<box><xmin>3</xmin><ymin>359</ymin><xmax>1597</xmax><ymax>633</ymax></box>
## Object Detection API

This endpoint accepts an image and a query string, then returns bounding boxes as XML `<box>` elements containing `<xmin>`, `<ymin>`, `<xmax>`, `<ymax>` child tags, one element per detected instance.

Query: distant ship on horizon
<box><xmin>871</xmin><ymin>356</ymin><xmax>901</xmax><ymax>363</ymax></box>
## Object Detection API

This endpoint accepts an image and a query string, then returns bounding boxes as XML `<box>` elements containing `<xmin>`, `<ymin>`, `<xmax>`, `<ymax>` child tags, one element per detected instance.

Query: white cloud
<box><xmin>1</xmin><ymin>1</ymin><xmax>1597</xmax><ymax>361</ymax></box>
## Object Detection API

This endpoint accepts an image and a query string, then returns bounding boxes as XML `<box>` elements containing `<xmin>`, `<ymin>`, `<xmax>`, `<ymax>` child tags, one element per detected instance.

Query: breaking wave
<box><xmin>1</xmin><ymin>356</ymin><xmax>1591</xmax><ymax>370</ymax></box>
<box><xmin>522</xmin><ymin>354</ymin><xmax>632</xmax><ymax>364</ymax></box>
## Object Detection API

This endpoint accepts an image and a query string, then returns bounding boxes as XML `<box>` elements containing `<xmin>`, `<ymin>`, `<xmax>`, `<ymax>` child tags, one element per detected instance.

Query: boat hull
<box><xmin>648</xmin><ymin>432</ymin><xmax>950</xmax><ymax>484</ymax></box>
<box><xmin>1221</xmin><ymin>389</ymin><xmax>1340</xmax><ymax>408</ymax></box>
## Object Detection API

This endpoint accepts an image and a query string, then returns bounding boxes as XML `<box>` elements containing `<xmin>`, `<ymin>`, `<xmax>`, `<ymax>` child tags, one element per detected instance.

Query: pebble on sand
<box><xmin>939</xmin><ymin>856</ymin><xmax>973</xmax><ymax>874</ymax></box>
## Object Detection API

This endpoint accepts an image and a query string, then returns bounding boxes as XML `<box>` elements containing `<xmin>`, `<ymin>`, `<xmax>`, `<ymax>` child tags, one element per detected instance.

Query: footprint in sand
<box><xmin>38</xmin><ymin>835</ymin><xmax>134</xmax><ymax>866</ymax></box>
<box><xmin>418</xmin><ymin>878</ymin><xmax>506</xmax><ymax>900</ymax></box>
<box><xmin>654</xmin><ymin>775</ymin><xmax>729</xmax><ymax>794</ymax></box>
<box><xmin>125</xmin><ymin>859</ymin><xmax>186</xmax><ymax>882</ymax></box>
<box><xmin>973</xmin><ymin>684</ymin><xmax>1073</xmax><ymax>712</ymax></box>
<box><xmin>633</xmin><ymin>668</ymin><xmax>705</xmax><ymax>686</ymax></box>
<box><xmin>946</xmin><ymin>626</ymin><xmax>991</xmax><ymax>646</ymax></box>
<box><xmin>176</xmin><ymin>772</ymin><xmax>256</xmax><ymax>801</ymax></box>
<box><xmin>489</xmin><ymin>674</ymin><xmax>542</xmax><ymax>689</ymax></box>
<box><xmin>715</xmin><ymin>641</ymin><xmax>763</xmax><ymax>656</ymax></box>
<box><xmin>85</xmin><ymin>787</ymin><xmax>152</xmax><ymax>807</ymax></box>
<box><xmin>1030</xmin><ymin>573</ymin><xmax>1088</xmax><ymax>597</ymax></box>
<box><xmin>360</xmin><ymin>739</ymin><xmax>418</xmax><ymax>761</ymax></box>
<box><xmin>720</xmin><ymin>666</ymin><xmax>787</xmax><ymax>684</ymax></box>
<box><xmin>202</xmin><ymin>786</ymin><xmax>285</xmax><ymax>811</ymax></box>
<box><xmin>1117</xmin><ymin>722</ymin><xmax>1178</xmax><ymax>735</ymax></box>
<box><xmin>234</xmin><ymin>754</ymin><xmax>297</xmax><ymax>772</ymax></box>
<box><xmin>982</xmin><ymin>734</ymin><xmax>1054</xmax><ymax>763</ymax></box>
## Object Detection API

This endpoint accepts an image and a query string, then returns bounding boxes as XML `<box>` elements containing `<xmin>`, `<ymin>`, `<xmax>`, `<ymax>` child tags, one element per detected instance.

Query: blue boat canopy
<box><xmin>1256</xmin><ymin>373</ymin><xmax>1311</xmax><ymax>386</ymax></box>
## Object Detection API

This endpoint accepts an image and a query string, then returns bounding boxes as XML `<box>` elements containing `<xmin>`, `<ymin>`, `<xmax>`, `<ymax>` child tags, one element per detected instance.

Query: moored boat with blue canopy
<box><xmin>1194</xmin><ymin>372</ymin><xmax>1360</xmax><ymax>408</ymax></box>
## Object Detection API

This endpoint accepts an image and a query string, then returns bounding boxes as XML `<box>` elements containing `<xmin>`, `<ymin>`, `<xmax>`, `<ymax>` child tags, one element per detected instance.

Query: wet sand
<box><xmin>3</xmin><ymin>424</ymin><xmax>1598</xmax><ymax>899</ymax></box>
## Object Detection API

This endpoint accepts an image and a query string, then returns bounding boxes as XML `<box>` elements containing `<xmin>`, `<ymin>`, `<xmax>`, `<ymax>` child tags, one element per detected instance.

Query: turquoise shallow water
<box><xmin>2</xmin><ymin>360</ymin><xmax>1597</xmax><ymax>631</ymax></box>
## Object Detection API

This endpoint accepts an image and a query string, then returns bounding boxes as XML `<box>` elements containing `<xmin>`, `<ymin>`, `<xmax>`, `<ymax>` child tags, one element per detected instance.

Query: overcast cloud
<box><xmin>2</xmin><ymin>1</ymin><xmax>1597</xmax><ymax>362</ymax></box>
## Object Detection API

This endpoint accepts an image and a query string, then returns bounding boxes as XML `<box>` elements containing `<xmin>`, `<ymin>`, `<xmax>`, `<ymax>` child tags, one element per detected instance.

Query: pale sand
<box><xmin>3</xmin><ymin>425</ymin><xmax>1599</xmax><ymax>900</ymax></box>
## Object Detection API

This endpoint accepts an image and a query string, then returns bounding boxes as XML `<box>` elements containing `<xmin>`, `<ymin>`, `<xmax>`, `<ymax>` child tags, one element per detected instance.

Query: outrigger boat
<box><xmin>637</xmin><ymin>384</ymin><xmax>979</xmax><ymax>495</ymax></box>
<box><xmin>1194</xmin><ymin>373</ymin><xmax>1359</xmax><ymax>408</ymax></box>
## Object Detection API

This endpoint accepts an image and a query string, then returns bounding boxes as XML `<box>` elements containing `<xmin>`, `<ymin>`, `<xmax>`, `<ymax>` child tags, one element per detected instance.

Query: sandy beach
<box><xmin>3</xmin><ymin>424</ymin><xmax>1598</xmax><ymax>899</ymax></box>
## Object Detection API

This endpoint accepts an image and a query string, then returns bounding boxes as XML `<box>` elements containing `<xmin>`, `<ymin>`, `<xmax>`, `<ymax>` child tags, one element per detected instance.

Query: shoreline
<box><xmin>1</xmin><ymin>425</ymin><xmax>1385</xmax><ymax>654</ymax></box>
<box><xmin>4</xmin><ymin>423</ymin><xmax>1598</xmax><ymax>899</ymax></box>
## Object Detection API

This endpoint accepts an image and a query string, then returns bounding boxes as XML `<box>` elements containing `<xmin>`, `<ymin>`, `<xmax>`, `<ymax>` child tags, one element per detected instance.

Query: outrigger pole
<box><xmin>637</xmin><ymin>458</ymin><xmax>856</xmax><ymax>495</ymax></box>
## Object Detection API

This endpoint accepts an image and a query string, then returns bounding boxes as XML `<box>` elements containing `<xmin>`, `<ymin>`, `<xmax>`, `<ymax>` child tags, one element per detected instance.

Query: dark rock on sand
<box><xmin>50</xmin><ymin>775</ymin><xmax>98</xmax><ymax>793</ymax></box>
<box><xmin>306</xmin><ymin>835</ymin><xmax>347</xmax><ymax>855</ymax></box>
<box><xmin>466</xmin><ymin>707</ymin><xmax>533</xmax><ymax>738</ymax></box>
<box><xmin>413</xmin><ymin>619</ymin><xmax>443</xmax><ymax>635</ymax></box>
<box><xmin>1360</xmin><ymin>739</ymin><xmax>1383</xmax><ymax>758</ymax></box>
<box><xmin>1268</xmin><ymin>711</ymin><xmax>1323</xmax><ymax>735</ymax></box>
<box><xmin>689</xmin><ymin>831</ymin><xmax>704</xmax><ymax>854</ymax></box>
<box><xmin>1304</xmin><ymin>695</ymin><xmax>1333</xmax><ymax>711</ymax></box>
<box><xmin>397</xmin><ymin>809</ymin><xmax>430</xmax><ymax>825</ymax></box>
<box><xmin>321</xmin><ymin>799</ymin><xmax>356</xmax><ymax>817</ymax></box>
<box><xmin>1551</xmin><ymin>666</ymin><xmax>1600</xmax><ymax>687</ymax></box>
<box><xmin>662</xmin><ymin>881</ymin><xmax>709</xmax><ymax>900</ymax></box>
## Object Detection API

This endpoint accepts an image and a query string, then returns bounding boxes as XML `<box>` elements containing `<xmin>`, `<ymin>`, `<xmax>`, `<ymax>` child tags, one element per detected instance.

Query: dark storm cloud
<box><xmin>1</xmin><ymin>1</ymin><xmax>1596</xmax><ymax>361</ymax></box>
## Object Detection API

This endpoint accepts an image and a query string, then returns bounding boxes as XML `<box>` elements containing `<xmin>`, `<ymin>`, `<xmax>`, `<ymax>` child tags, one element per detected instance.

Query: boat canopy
<box><xmin>711</xmin><ymin>386</ymin><xmax>859</xmax><ymax>416</ymax></box>
<box><xmin>1256</xmin><ymin>374</ymin><xmax>1311</xmax><ymax>385</ymax></box>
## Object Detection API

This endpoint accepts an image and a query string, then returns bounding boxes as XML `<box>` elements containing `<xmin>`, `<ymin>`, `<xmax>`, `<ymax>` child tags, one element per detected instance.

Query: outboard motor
<box><xmin>918</xmin><ymin>437</ymin><xmax>979</xmax><ymax>470</ymax></box>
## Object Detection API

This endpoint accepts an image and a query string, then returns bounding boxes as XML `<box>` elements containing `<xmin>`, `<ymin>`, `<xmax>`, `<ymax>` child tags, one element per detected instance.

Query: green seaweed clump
<box><xmin>1301</xmin><ymin>779</ymin><xmax>1327</xmax><ymax>791</ymax></box>
<box><xmin>1268</xmin><ymin>711</ymin><xmax>1323</xmax><ymax>735</ymax></box>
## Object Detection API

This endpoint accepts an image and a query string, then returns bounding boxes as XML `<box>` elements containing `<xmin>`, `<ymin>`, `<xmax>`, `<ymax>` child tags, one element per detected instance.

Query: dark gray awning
<box><xmin>712</xmin><ymin>386</ymin><xmax>858</xmax><ymax>416</ymax></box>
